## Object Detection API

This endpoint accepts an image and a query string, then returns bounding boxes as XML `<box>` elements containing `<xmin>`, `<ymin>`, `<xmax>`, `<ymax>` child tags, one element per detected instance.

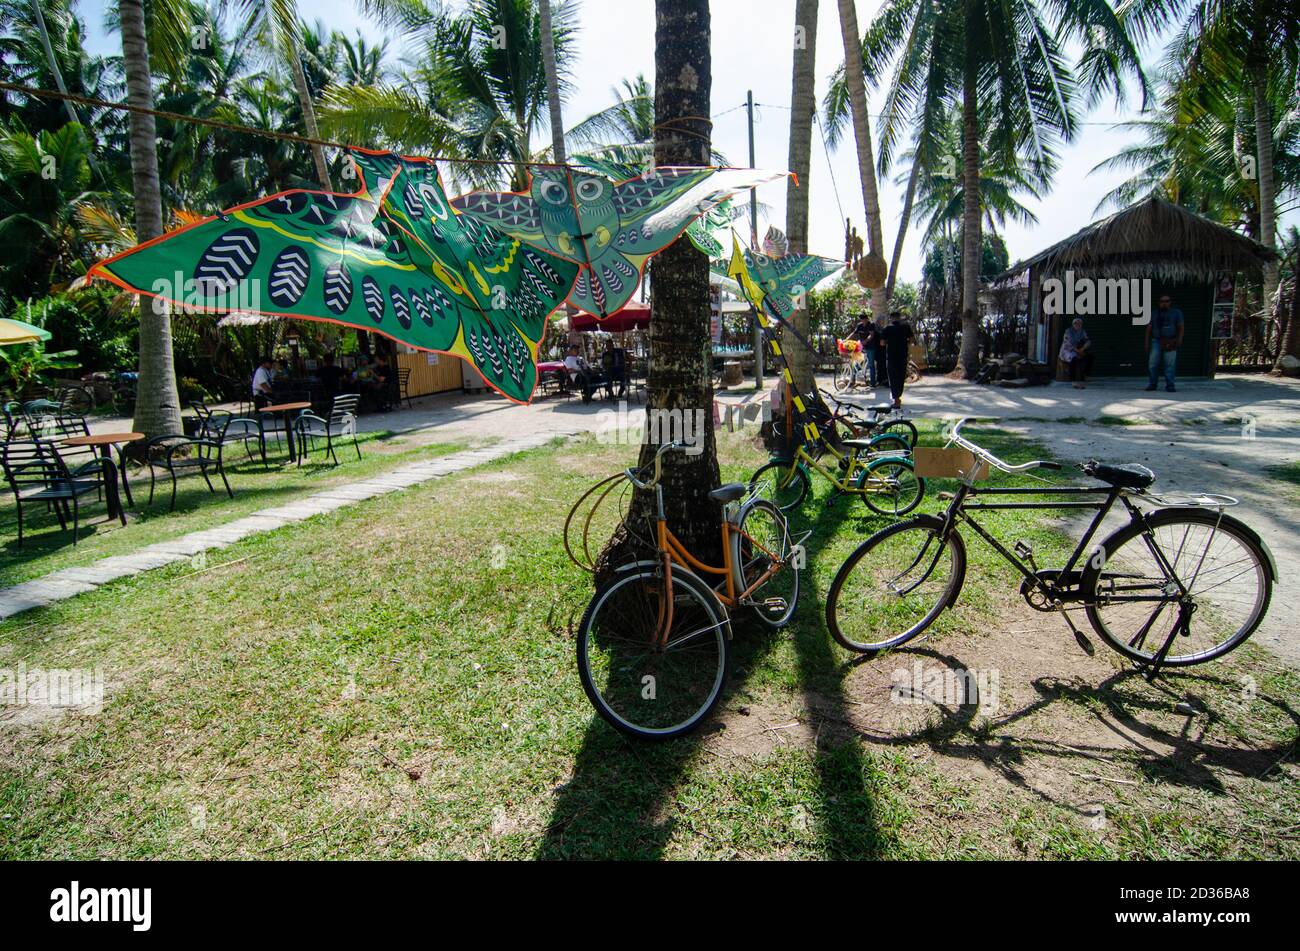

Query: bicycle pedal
<box><xmin>1071</xmin><ymin>628</ymin><xmax>1096</xmax><ymax>656</ymax></box>
<box><xmin>937</xmin><ymin>491</ymin><xmax>954</xmax><ymax>501</ymax></box>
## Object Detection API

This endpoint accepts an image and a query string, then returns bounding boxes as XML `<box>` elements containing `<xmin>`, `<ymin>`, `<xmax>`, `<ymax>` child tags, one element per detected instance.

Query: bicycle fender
<box><xmin>1124</xmin><ymin>507</ymin><xmax>1278</xmax><ymax>581</ymax></box>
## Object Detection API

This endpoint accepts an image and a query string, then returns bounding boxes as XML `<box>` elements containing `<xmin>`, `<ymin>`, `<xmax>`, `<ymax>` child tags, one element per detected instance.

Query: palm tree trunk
<box><xmin>784</xmin><ymin>0</ymin><xmax>818</xmax><ymax>395</ymax></box>
<box><xmin>597</xmin><ymin>0</ymin><xmax>720</xmax><ymax>579</ymax></box>
<box><xmin>957</xmin><ymin>56</ymin><xmax>982</xmax><ymax>378</ymax></box>
<box><xmin>884</xmin><ymin>152</ymin><xmax>920</xmax><ymax>306</ymax></box>
<box><xmin>539</xmin><ymin>0</ymin><xmax>566</xmax><ymax>165</ymax></box>
<box><xmin>289</xmin><ymin>45</ymin><xmax>331</xmax><ymax>188</ymax></box>
<box><xmin>1247</xmin><ymin>61</ymin><xmax>1283</xmax><ymax>367</ymax></box>
<box><xmin>119</xmin><ymin>0</ymin><xmax>182</xmax><ymax>439</ymax></box>
<box><xmin>835</xmin><ymin>0</ymin><xmax>886</xmax><ymax>322</ymax></box>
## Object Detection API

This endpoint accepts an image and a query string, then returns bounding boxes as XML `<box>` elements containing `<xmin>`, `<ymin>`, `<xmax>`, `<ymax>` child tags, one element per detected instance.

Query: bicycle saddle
<box><xmin>709</xmin><ymin>483</ymin><xmax>749</xmax><ymax>504</ymax></box>
<box><xmin>867</xmin><ymin>404</ymin><xmax>894</xmax><ymax>414</ymax></box>
<box><xmin>1084</xmin><ymin>460</ymin><xmax>1155</xmax><ymax>489</ymax></box>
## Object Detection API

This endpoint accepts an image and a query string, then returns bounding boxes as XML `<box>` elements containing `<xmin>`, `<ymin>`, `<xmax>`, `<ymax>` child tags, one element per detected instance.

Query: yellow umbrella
<box><xmin>0</xmin><ymin>318</ymin><xmax>52</xmax><ymax>346</ymax></box>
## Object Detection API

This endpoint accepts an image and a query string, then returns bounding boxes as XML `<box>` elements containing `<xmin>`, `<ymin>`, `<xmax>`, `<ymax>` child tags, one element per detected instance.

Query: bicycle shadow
<box><xmin>536</xmin><ymin>481</ymin><xmax>897</xmax><ymax>859</ymax></box>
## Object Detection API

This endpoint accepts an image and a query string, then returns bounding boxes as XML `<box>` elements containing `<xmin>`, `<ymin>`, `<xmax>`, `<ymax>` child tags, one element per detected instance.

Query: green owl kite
<box><xmin>711</xmin><ymin>226</ymin><xmax>844</xmax><ymax>322</ymax></box>
<box><xmin>451</xmin><ymin>164</ymin><xmax>785</xmax><ymax>318</ymax></box>
<box><xmin>90</xmin><ymin>149</ymin><xmax>580</xmax><ymax>403</ymax></box>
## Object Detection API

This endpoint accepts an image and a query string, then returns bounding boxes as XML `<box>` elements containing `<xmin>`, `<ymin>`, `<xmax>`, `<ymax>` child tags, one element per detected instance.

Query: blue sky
<box><xmin>76</xmin><ymin>0</ymin><xmax>1297</xmax><ymax>284</ymax></box>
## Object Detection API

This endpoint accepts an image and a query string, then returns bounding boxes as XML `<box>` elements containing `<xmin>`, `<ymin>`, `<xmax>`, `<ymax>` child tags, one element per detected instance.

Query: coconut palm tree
<box><xmin>538</xmin><ymin>0</ymin><xmax>565</xmax><ymax>165</ymax></box>
<box><xmin>319</xmin><ymin>0</ymin><xmax>576</xmax><ymax>190</ymax></box>
<box><xmin>1119</xmin><ymin>0</ymin><xmax>1299</xmax><ymax>336</ymax></box>
<box><xmin>830</xmin><ymin>0</ymin><xmax>1146</xmax><ymax>375</ymax></box>
<box><xmin>834</xmin><ymin>0</ymin><xmax>887</xmax><ymax>322</ymax></box>
<box><xmin>783</xmin><ymin>0</ymin><xmax>819</xmax><ymax>393</ymax></box>
<box><xmin>119</xmin><ymin>0</ymin><xmax>183</xmax><ymax>437</ymax></box>
<box><xmin>235</xmin><ymin>0</ymin><xmax>332</xmax><ymax>187</ymax></box>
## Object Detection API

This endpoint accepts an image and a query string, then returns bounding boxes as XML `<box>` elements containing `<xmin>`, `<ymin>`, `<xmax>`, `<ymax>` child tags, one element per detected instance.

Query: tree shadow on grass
<box><xmin>537</xmin><ymin>476</ymin><xmax>896</xmax><ymax>859</ymax></box>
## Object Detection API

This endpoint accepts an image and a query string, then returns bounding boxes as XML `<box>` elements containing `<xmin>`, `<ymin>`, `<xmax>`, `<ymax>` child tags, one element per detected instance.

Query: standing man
<box><xmin>251</xmin><ymin>356</ymin><xmax>275</xmax><ymax>409</ymax></box>
<box><xmin>1145</xmin><ymin>294</ymin><xmax>1184</xmax><ymax>392</ymax></box>
<box><xmin>880</xmin><ymin>310</ymin><xmax>915</xmax><ymax>409</ymax></box>
<box><xmin>871</xmin><ymin>315</ymin><xmax>889</xmax><ymax>389</ymax></box>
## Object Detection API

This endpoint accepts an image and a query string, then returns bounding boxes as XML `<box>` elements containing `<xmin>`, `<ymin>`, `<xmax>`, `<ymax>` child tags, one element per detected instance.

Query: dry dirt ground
<box><xmin>699</xmin><ymin>592</ymin><xmax>1299</xmax><ymax>857</ymax></box>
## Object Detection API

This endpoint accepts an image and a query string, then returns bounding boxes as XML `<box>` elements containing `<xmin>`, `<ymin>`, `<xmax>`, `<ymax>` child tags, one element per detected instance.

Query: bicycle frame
<box><xmin>776</xmin><ymin>441</ymin><xmax>900</xmax><ymax>496</ymax></box>
<box><xmin>936</xmin><ymin>479</ymin><xmax>1141</xmax><ymax>602</ymax></box>
<box><xmin>644</xmin><ymin>480</ymin><xmax>786</xmax><ymax>647</ymax></box>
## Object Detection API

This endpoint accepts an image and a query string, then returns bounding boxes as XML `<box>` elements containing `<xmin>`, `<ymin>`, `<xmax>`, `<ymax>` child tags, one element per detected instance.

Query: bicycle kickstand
<box><xmin>1141</xmin><ymin>602</ymin><xmax>1193</xmax><ymax>683</ymax></box>
<box><xmin>1055</xmin><ymin>603</ymin><xmax>1095</xmax><ymax>656</ymax></box>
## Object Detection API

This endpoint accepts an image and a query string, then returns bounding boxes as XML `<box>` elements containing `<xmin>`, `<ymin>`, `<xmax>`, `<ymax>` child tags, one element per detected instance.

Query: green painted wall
<box><xmin>1045</xmin><ymin>278</ymin><xmax>1213</xmax><ymax>377</ymax></box>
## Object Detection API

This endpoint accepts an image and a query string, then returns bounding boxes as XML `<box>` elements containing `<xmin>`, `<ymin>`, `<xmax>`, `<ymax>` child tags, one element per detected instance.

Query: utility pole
<box><xmin>746</xmin><ymin>89</ymin><xmax>764</xmax><ymax>389</ymax></box>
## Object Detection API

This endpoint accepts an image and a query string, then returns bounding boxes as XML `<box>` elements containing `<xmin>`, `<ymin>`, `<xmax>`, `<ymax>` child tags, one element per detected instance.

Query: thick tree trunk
<box><xmin>596</xmin><ymin>0</ymin><xmax>719</xmax><ymax>583</ymax></box>
<box><xmin>290</xmin><ymin>44</ymin><xmax>331</xmax><ymax>188</ymax></box>
<box><xmin>957</xmin><ymin>59</ymin><xmax>982</xmax><ymax>378</ymax></box>
<box><xmin>120</xmin><ymin>0</ymin><xmax>182</xmax><ymax>438</ymax></box>
<box><xmin>836</xmin><ymin>0</ymin><xmax>886</xmax><ymax>322</ymax></box>
<box><xmin>539</xmin><ymin>0</ymin><xmax>566</xmax><ymax>165</ymax></box>
<box><xmin>783</xmin><ymin>0</ymin><xmax>819</xmax><ymax>396</ymax></box>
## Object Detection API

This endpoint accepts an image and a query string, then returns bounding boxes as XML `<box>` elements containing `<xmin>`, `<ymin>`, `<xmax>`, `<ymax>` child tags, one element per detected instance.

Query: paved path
<box><xmin>0</xmin><ymin>430</ymin><xmax>575</xmax><ymax>620</ymax></box>
<box><xmin>839</xmin><ymin>373</ymin><xmax>1300</xmax><ymax>666</ymax></box>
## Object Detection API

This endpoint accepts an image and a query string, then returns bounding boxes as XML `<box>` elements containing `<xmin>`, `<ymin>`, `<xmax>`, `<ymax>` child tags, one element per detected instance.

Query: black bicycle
<box><xmin>826</xmin><ymin>418</ymin><xmax>1275</xmax><ymax>680</ymax></box>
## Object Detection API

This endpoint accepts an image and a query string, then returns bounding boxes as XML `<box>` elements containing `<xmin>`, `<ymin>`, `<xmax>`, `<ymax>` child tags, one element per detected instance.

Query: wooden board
<box><xmin>913</xmin><ymin>446</ymin><xmax>990</xmax><ymax>480</ymax></box>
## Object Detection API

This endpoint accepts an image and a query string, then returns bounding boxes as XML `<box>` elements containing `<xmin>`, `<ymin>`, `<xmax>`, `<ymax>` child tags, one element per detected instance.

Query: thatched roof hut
<box><xmin>997</xmin><ymin>195</ymin><xmax>1277</xmax><ymax>284</ymax></box>
<box><xmin>994</xmin><ymin>197</ymin><xmax>1276</xmax><ymax>378</ymax></box>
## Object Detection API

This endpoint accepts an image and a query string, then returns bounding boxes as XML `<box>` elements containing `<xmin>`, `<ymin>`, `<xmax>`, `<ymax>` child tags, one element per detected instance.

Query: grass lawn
<box><xmin>1</xmin><ymin>423</ymin><xmax>1295</xmax><ymax>859</ymax></box>
<box><xmin>0</xmin><ymin>429</ymin><xmax>470</xmax><ymax>587</ymax></box>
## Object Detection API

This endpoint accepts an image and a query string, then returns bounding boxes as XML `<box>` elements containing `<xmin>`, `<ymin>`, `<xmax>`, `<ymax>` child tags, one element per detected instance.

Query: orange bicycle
<box><xmin>573</xmin><ymin>443</ymin><xmax>804</xmax><ymax>739</ymax></box>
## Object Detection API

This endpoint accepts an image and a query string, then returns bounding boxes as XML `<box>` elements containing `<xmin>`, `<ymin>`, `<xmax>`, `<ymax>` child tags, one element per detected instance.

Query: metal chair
<box><xmin>189</xmin><ymin>400</ymin><xmax>265</xmax><ymax>465</ymax></box>
<box><xmin>2</xmin><ymin>439</ymin><xmax>122</xmax><ymax>546</ymax></box>
<box><xmin>142</xmin><ymin>434</ymin><xmax>233</xmax><ymax>511</ymax></box>
<box><xmin>293</xmin><ymin>394</ymin><xmax>361</xmax><ymax>467</ymax></box>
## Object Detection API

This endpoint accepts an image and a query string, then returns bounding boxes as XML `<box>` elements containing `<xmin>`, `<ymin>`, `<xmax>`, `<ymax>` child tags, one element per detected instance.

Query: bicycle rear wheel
<box><xmin>577</xmin><ymin>567</ymin><xmax>730</xmax><ymax>739</ymax></box>
<box><xmin>732</xmin><ymin>499</ymin><xmax>800</xmax><ymax>628</ymax></box>
<box><xmin>827</xmin><ymin>516</ymin><xmax>965</xmax><ymax>653</ymax></box>
<box><xmin>877</xmin><ymin>418</ymin><xmax>918</xmax><ymax>447</ymax></box>
<box><xmin>1083</xmin><ymin>509</ymin><xmax>1272</xmax><ymax>666</ymax></box>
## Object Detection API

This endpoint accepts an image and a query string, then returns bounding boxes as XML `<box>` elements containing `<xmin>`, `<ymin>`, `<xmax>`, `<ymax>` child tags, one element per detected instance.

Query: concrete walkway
<box><xmin>0</xmin><ymin>429</ymin><xmax>576</xmax><ymax>620</ymax></box>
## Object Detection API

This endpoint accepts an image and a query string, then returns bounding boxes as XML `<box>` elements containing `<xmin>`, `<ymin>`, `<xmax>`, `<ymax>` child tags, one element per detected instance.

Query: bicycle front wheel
<box><xmin>1083</xmin><ymin>509</ymin><xmax>1273</xmax><ymax>666</ymax></box>
<box><xmin>856</xmin><ymin>456</ymin><xmax>925</xmax><ymax>517</ymax></box>
<box><xmin>749</xmin><ymin>459</ymin><xmax>810</xmax><ymax>512</ymax></box>
<box><xmin>577</xmin><ymin>568</ymin><xmax>730</xmax><ymax>740</ymax></box>
<box><xmin>732</xmin><ymin>499</ymin><xmax>800</xmax><ymax>628</ymax></box>
<box><xmin>827</xmin><ymin>516</ymin><xmax>965</xmax><ymax>653</ymax></box>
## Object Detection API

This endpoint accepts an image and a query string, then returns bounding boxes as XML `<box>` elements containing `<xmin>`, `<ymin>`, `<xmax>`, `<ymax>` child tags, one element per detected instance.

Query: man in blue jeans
<box><xmin>1145</xmin><ymin>294</ymin><xmax>1184</xmax><ymax>392</ymax></box>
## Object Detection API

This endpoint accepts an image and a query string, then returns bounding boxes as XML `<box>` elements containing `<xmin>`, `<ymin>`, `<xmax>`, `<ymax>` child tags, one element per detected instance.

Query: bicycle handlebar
<box><xmin>945</xmin><ymin>417</ymin><xmax>1057</xmax><ymax>475</ymax></box>
<box><xmin>625</xmin><ymin>442</ymin><xmax>687</xmax><ymax>490</ymax></box>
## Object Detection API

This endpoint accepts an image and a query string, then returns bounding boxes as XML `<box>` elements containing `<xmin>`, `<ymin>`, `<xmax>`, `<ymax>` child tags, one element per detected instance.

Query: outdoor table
<box><xmin>62</xmin><ymin>431</ymin><xmax>144</xmax><ymax>519</ymax></box>
<box><xmin>257</xmin><ymin>402</ymin><xmax>313</xmax><ymax>464</ymax></box>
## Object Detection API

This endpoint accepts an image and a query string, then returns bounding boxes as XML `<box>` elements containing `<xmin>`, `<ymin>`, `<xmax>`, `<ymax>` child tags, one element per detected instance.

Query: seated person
<box><xmin>317</xmin><ymin>353</ymin><xmax>346</xmax><ymax>398</ymax></box>
<box><xmin>354</xmin><ymin>355</ymin><xmax>392</xmax><ymax>412</ymax></box>
<box><xmin>563</xmin><ymin>345</ymin><xmax>606</xmax><ymax>403</ymax></box>
<box><xmin>251</xmin><ymin>356</ymin><xmax>275</xmax><ymax>409</ymax></box>
<box><xmin>601</xmin><ymin>344</ymin><xmax>627</xmax><ymax>399</ymax></box>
